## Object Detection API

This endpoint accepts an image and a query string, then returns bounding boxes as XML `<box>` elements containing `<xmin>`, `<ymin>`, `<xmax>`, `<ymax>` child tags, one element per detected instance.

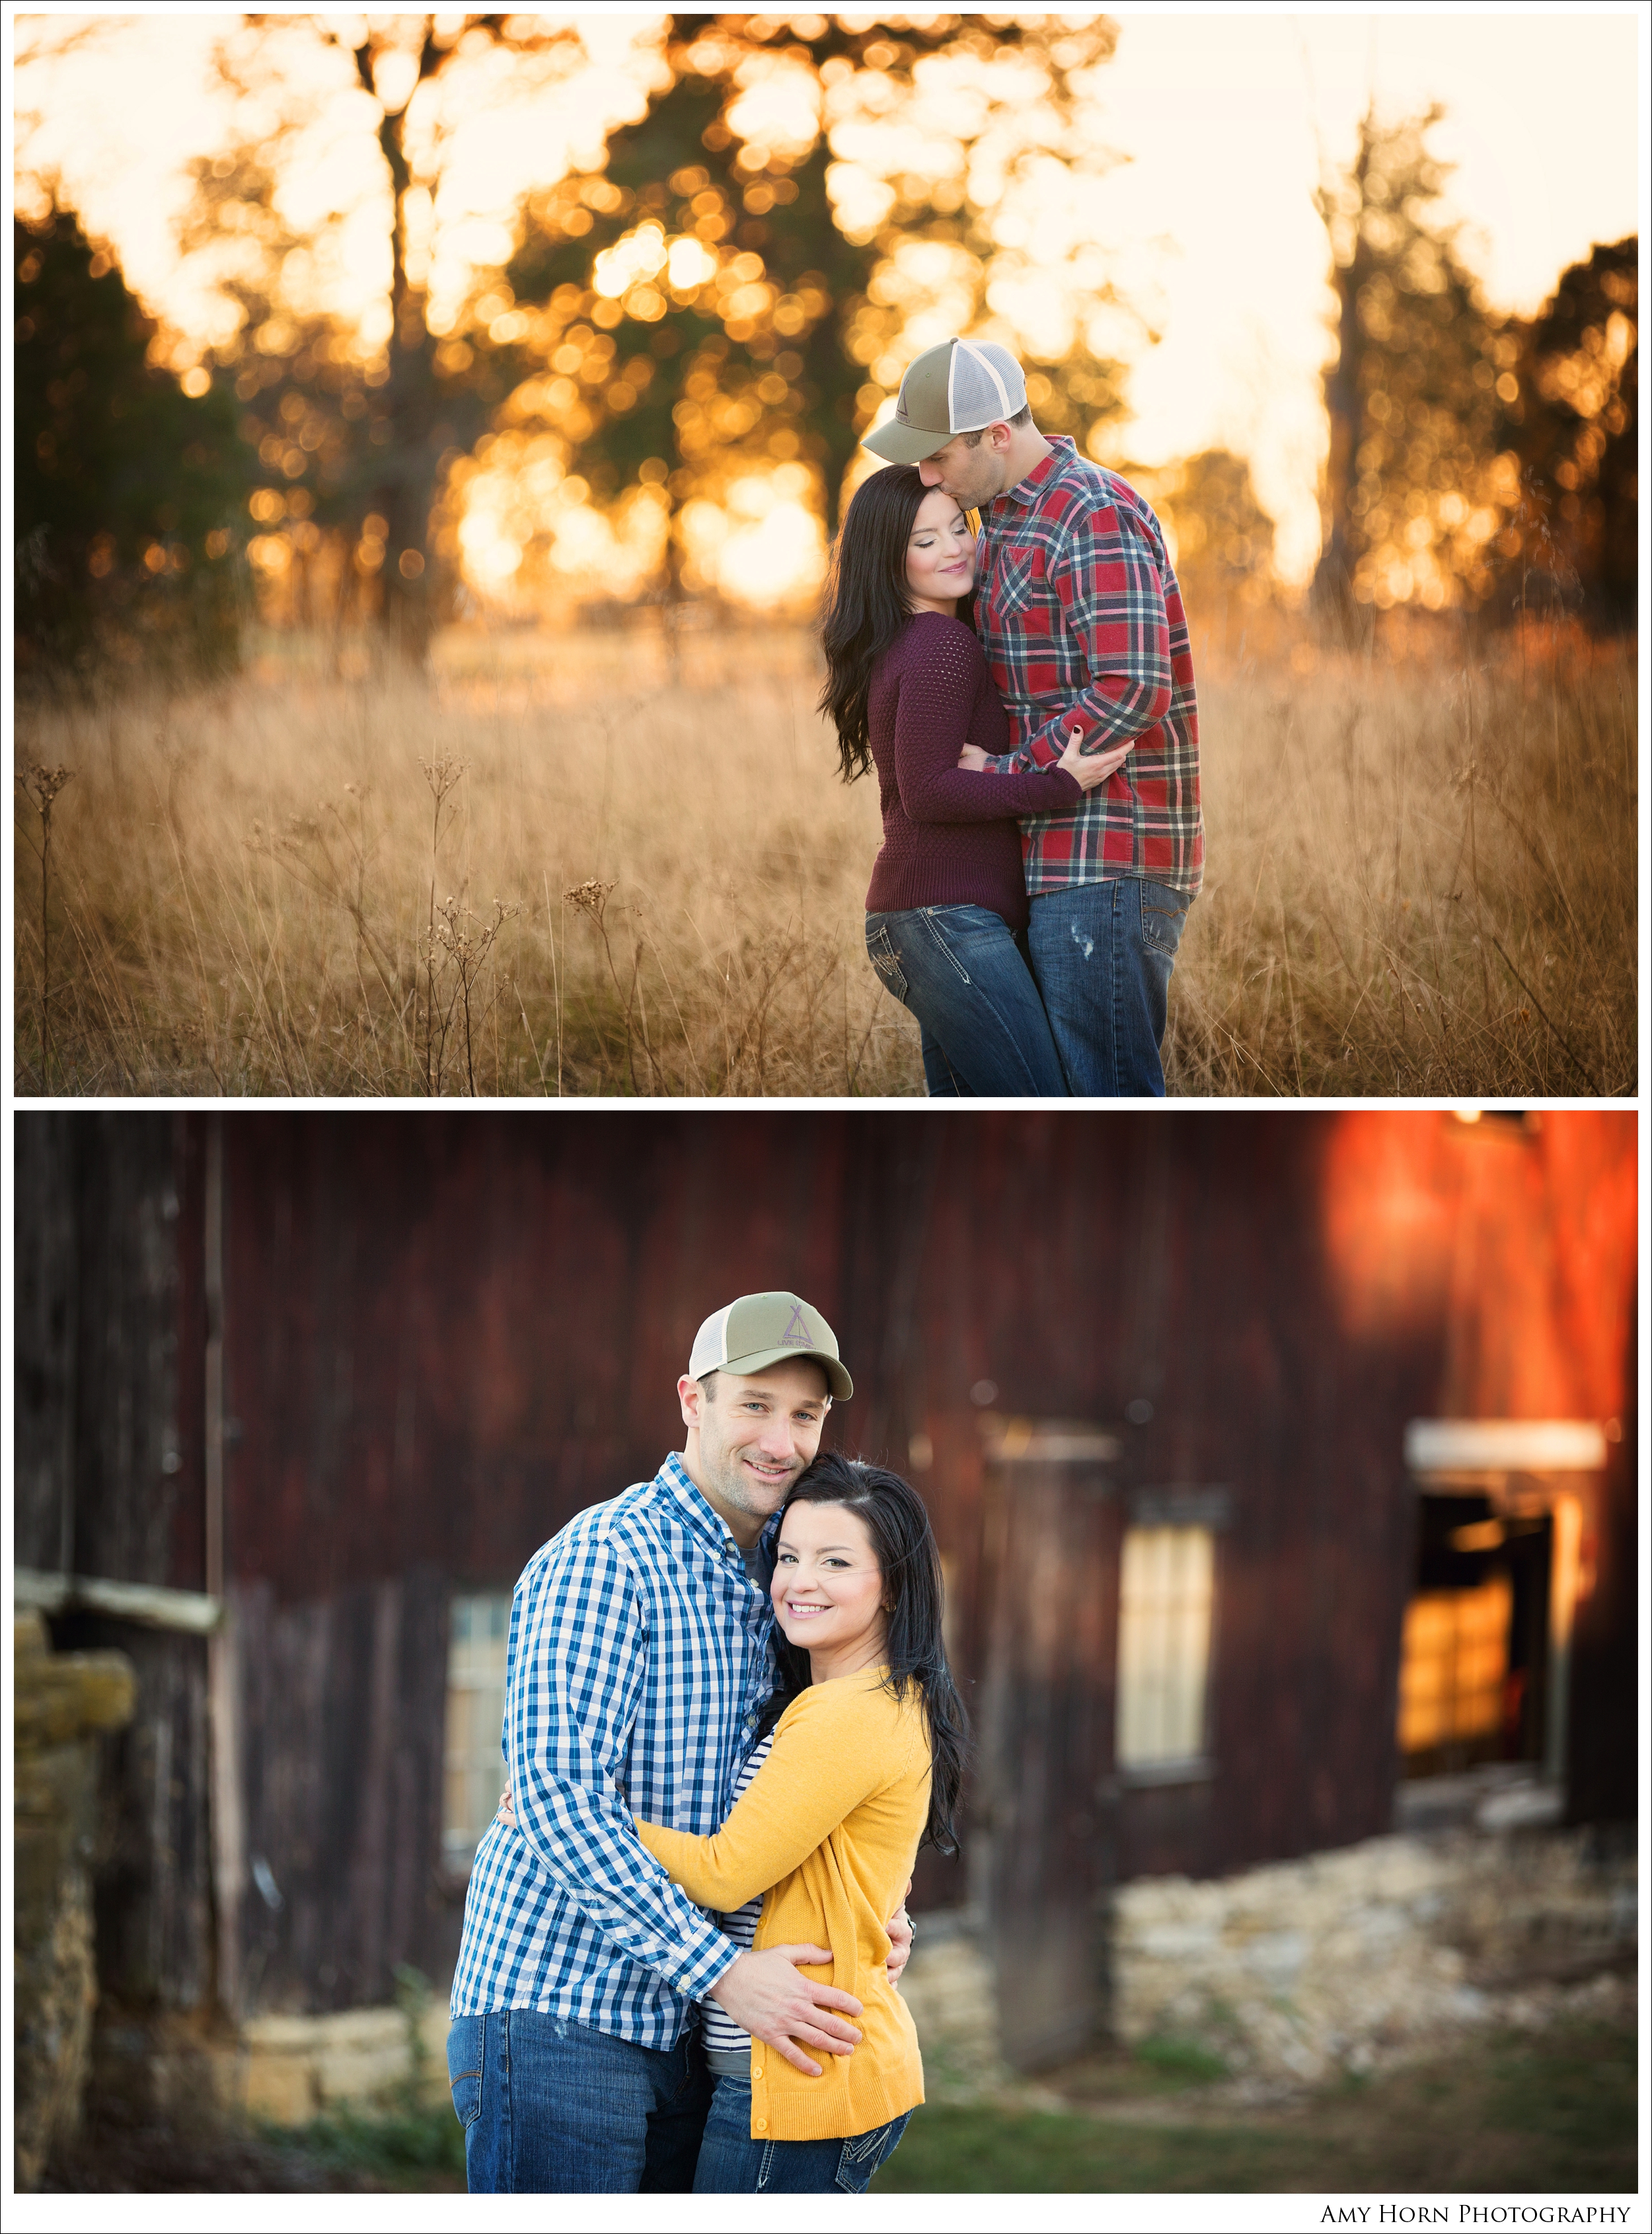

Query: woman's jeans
<box><xmin>448</xmin><ymin>2009</ymin><xmax>712</xmax><ymax>2193</ymax></box>
<box><xmin>1026</xmin><ymin>877</ymin><xmax>1192</xmax><ymax>1098</ymax></box>
<box><xmin>865</xmin><ymin>905</ymin><xmax>1067</xmax><ymax>1097</ymax></box>
<box><xmin>691</xmin><ymin>2075</ymin><xmax>910</xmax><ymax>2194</ymax></box>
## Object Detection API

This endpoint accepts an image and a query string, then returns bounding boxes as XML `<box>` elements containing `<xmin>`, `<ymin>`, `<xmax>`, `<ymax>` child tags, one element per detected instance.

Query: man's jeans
<box><xmin>865</xmin><ymin>904</ymin><xmax>1067</xmax><ymax>1097</ymax></box>
<box><xmin>691</xmin><ymin>2075</ymin><xmax>911</xmax><ymax>2194</ymax></box>
<box><xmin>1026</xmin><ymin>878</ymin><xmax>1191</xmax><ymax>1097</ymax></box>
<box><xmin>448</xmin><ymin>2010</ymin><xmax>712</xmax><ymax>2193</ymax></box>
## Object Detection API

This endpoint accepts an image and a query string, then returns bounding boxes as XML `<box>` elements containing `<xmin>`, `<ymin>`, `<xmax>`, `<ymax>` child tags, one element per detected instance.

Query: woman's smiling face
<box><xmin>903</xmin><ymin>486</ymin><xmax>976</xmax><ymax>615</ymax></box>
<box><xmin>772</xmin><ymin>1498</ymin><xmax>889</xmax><ymax>1680</ymax></box>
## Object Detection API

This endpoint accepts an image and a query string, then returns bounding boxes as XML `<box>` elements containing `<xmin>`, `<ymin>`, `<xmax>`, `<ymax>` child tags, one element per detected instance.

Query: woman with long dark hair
<box><xmin>633</xmin><ymin>1452</ymin><xmax>967</xmax><ymax>2194</ymax></box>
<box><xmin>819</xmin><ymin>463</ymin><xmax>1128</xmax><ymax>1095</ymax></box>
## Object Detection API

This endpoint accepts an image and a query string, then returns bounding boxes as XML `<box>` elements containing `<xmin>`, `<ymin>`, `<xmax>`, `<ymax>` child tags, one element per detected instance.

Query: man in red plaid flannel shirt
<box><xmin>865</xmin><ymin>336</ymin><xmax>1203</xmax><ymax>1097</ymax></box>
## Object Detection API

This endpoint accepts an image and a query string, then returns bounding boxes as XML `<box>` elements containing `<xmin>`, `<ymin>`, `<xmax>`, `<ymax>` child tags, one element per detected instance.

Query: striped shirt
<box><xmin>699</xmin><ymin>1728</ymin><xmax>776</xmax><ymax>2073</ymax></box>
<box><xmin>449</xmin><ymin>1453</ymin><xmax>776</xmax><ymax>2045</ymax></box>
<box><xmin>977</xmin><ymin>436</ymin><xmax>1204</xmax><ymax>899</ymax></box>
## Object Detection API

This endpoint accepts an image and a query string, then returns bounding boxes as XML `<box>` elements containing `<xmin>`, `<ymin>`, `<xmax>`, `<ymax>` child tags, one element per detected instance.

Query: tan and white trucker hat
<box><xmin>689</xmin><ymin>1292</ymin><xmax>853</xmax><ymax>1399</ymax></box>
<box><xmin>862</xmin><ymin>335</ymin><xmax>1029</xmax><ymax>465</ymax></box>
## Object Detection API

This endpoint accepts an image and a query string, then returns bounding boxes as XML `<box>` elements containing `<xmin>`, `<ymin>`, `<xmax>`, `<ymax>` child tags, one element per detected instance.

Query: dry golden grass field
<box><xmin>13</xmin><ymin>617</ymin><xmax>1637</xmax><ymax>1097</ymax></box>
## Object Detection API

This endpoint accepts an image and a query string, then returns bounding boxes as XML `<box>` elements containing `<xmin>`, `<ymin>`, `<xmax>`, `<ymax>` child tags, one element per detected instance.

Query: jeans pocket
<box><xmin>919</xmin><ymin>912</ymin><xmax>975</xmax><ymax>986</ymax></box>
<box><xmin>866</xmin><ymin>923</ymin><xmax>909</xmax><ymax>1003</ymax></box>
<box><xmin>834</xmin><ymin>2114</ymin><xmax>909</xmax><ymax>2194</ymax></box>
<box><xmin>446</xmin><ymin>2016</ymin><xmax>485</xmax><ymax>2130</ymax></box>
<box><xmin>1139</xmin><ymin>882</ymin><xmax>1189</xmax><ymax>960</ymax></box>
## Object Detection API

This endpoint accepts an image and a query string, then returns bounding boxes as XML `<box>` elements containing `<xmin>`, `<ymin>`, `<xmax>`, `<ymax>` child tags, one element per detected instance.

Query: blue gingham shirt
<box><xmin>449</xmin><ymin>1453</ymin><xmax>777</xmax><ymax>2043</ymax></box>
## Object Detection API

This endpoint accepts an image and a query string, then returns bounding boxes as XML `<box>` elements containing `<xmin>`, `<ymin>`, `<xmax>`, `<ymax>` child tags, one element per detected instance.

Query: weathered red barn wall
<box><xmin>14</xmin><ymin>1111</ymin><xmax>1636</xmax><ymax>2018</ymax></box>
<box><xmin>200</xmin><ymin>1110</ymin><xmax>1634</xmax><ymax>2003</ymax></box>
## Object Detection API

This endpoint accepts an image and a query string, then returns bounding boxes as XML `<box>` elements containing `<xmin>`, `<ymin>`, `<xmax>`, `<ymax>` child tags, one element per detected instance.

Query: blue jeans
<box><xmin>1026</xmin><ymin>878</ymin><xmax>1191</xmax><ymax>1097</ymax></box>
<box><xmin>866</xmin><ymin>905</ymin><xmax>1067</xmax><ymax>1097</ymax></box>
<box><xmin>447</xmin><ymin>2011</ymin><xmax>712</xmax><ymax>2193</ymax></box>
<box><xmin>691</xmin><ymin>2075</ymin><xmax>911</xmax><ymax>2194</ymax></box>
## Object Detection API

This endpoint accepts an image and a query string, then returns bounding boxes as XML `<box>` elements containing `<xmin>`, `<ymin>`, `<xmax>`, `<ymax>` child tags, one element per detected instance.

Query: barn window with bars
<box><xmin>443</xmin><ymin>1592</ymin><xmax>512</xmax><ymax>1873</ymax></box>
<box><xmin>1115</xmin><ymin>1525</ymin><xmax>1217</xmax><ymax>1777</ymax></box>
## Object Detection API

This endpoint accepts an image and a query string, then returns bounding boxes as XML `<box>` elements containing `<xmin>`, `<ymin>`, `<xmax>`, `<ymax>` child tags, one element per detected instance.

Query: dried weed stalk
<box><xmin>15</xmin><ymin>759</ymin><xmax>75</xmax><ymax>1086</ymax></box>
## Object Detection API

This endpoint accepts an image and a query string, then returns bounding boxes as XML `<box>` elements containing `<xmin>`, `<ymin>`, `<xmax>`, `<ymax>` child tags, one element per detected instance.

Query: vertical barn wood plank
<box><xmin>14</xmin><ymin>1116</ymin><xmax>78</xmax><ymax>1574</ymax></box>
<box><xmin>977</xmin><ymin>1453</ymin><xmax>1119</xmax><ymax>2071</ymax></box>
<box><xmin>16</xmin><ymin>1117</ymin><xmax>219</xmax><ymax>2016</ymax></box>
<box><xmin>347</xmin><ymin>1580</ymin><xmax>402</xmax><ymax>1999</ymax></box>
<box><xmin>230</xmin><ymin>1572</ymin><xmax>450</xmax><ymax>2012</ymax></box>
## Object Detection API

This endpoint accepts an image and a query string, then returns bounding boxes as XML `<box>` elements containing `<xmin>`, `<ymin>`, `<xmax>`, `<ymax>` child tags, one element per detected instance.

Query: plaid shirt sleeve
<box><xmin>506</xmin><ymin>1529</ymin><xmax>738</xmax><ymax>2001</ymax></box>
<box><xmin>988</xmin><ymin>507</ymin><xmax>1173</xmax><ymax>773</ymax></box>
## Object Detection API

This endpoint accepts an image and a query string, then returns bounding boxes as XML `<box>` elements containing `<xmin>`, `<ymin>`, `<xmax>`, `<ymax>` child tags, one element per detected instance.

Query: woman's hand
<box><xmin>1058</xmin><ymin>722</ymin><xmax>1132</xmax><ymax>791</ymax></box>
<box><xmin>498</xmin><ymin>1787</ymin><xmax>515</xmax><ymax>1827</ymax></box>
<box><xmin>956</xmin><ymin>744</ymin><xmax>991</xmax><ymax>772</ymax></box>
<box><xmin>886</xmin><ymin>1880</ymin><xmax>915</xmax><ymax>1985</ymax></box>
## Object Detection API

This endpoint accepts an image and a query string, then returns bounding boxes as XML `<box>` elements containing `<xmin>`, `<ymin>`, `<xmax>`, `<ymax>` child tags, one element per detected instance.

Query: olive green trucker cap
<box><xmin>689</xmin><ymin>1291</ymin><xmax>852</xmax><ymax>1399</ymax></box>
<box><xmin>862</xmin><ymin>335</ymin><xmax>1029</xmax><ymax>465</ymax></box>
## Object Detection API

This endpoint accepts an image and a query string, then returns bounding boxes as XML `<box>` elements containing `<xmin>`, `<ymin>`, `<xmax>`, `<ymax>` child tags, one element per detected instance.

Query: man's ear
<box><xmin>678</xmin><ymin>1374</ymin><xmax>705</xmax><ymax>1433</ymax></box>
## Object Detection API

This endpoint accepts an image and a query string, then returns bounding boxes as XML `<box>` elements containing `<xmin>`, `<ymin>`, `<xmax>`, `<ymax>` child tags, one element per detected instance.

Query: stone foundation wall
<box><xmin>900</xmin><ymin>1823</ymin><xmax>1636</xmax><ymax>2093</ymax></box>
<box><xmin>1111</xmin><ymin>1825</ymin><xmax>1637</xmax><ymax>2085</ymax></box>
<box><xmin>898</xmin><ymin>1913</ymin><xmax>1004</xmax><ymax>2094</ymax></box>
<box><xmin>206</xmin><ymin>2000</ymin><xmax>453</xmax><ymax>2124</ymax></box>
<box><xmin>13</xmin><ymin>1612</ymin><xmax>137</xmax><ymax>2190</ymax></box>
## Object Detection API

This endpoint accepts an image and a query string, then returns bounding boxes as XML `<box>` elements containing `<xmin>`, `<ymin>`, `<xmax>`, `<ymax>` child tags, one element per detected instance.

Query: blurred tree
<box><xmin>1497</xmin><ymin>237</ymin><xmax>1636</xmax><ymax>628</ymax></box>
<box><xmin>14</xmin><ymin>207</ymin><xmax>248</xmax><ymax>679</ymax></box>
<box><xmin>178</xmin><ymin>136</ymin><xmax>513</xmax><ymax>642</ymax></box>
<box><xmin>1313</xmin><ymin>105</ymin><xmax>1517</xmax><ymax>622</ymax></box>
<box><xmin>1145</xmin><ymin>449</ymin><xmax>1276</xmax><ymax>611</ymax></box>
<box><xmin>185</xmin><ymin>13</ymin><xmax>586</xmax><ymax>656</ymax></box>
<box><xmin>484</xmin><ymin>13</ymin><xmax>1132</xmax><ymax>611</ymax></box>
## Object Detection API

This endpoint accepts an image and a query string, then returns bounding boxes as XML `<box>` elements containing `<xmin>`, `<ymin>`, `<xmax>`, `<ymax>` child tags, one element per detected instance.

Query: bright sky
<box><xmin>1097</xmin><ymin>7</ymin><xmax>1645</xmax><ymax>574</ymax></box>
<box><xmin>10</xmin><ymin>7</ymin><xmax>1645</xmax><ymax>586</ymax></box>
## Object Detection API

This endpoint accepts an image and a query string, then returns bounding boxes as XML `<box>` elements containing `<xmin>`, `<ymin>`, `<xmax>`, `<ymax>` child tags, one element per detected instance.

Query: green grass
<box><xmin>260</xmin><ymin>2100</ymin><xmax>467</xmax><ymax>2190</ymax></box>
<box><xmin>1131</xmin><ymin>2035</ymin><xmax>1230</xmax><ymax>2086</ymax></box>
<box><xmin>875</xmin><ymin>2103</ymin><xmax>1304</xmax><ymax>2193</ymax></box>
<box><xmin>57</xmin><ymin>2017</ymin><xmax>1630</xmax><ymax>2192</ymax></box>
<box><xmin>871</xmin><ymin>2020</ymin><xmax>1638</xmax><ymax>2194</ymax></box>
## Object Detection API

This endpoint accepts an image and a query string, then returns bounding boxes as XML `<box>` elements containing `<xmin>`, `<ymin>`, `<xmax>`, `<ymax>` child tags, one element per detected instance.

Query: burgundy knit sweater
<box><xmin>863</xmin><ymin>611</ymin><xmax>1083</xmax><ymax>932</ymax></box>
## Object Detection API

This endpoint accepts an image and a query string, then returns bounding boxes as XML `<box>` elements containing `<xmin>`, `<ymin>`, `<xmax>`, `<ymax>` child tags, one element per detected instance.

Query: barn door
<box><xmin>975</xmin><ymin>1426</ymin><xmax>1119</xmax><ymax>2071</ymax></box>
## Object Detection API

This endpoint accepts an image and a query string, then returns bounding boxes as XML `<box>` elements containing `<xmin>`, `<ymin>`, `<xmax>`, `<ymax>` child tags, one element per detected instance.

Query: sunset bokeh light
<box><xmin>12</xmin><ymin>10</ymin><xmax>1641</xmax><ymax>615</ymax></box>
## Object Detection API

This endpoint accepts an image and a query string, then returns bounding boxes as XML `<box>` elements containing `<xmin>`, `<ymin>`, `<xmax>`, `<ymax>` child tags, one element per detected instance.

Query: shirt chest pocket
<box><xmin>995</xmin><ymin>544</ymin><xmax>1051</xmax><ymax>628</ymax></box>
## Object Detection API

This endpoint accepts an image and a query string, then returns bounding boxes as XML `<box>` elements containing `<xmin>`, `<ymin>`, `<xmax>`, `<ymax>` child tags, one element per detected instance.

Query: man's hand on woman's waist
<box><xmin>709</xmin><ymin>1945</ymin><xmax>864</xmax><ymax>2078</ymax></box>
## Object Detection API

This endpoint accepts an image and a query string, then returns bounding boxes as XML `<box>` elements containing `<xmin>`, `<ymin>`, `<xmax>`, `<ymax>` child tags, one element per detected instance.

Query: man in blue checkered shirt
<box><xmin>447</xmin><ymin>1292</ymin><xmax>889</xmax><ymax>2192</ymax></box>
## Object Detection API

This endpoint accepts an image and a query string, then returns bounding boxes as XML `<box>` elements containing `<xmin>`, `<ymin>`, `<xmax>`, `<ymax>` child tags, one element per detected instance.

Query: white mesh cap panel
<box><xmin>946</xmin><ymin>337</ymin><xmax>1024</xmax><ymax>431</ymax></box>
<box><xmin>688</xmin><ymin>1303</ymin><xmax>734</xmax><ymax>1379</ymax></box>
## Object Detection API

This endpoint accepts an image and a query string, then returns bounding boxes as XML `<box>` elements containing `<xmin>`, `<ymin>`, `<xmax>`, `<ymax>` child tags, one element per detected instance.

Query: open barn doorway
<box><xmin>1397</xmin><ymin>1420</ymin><xmax>1605</xmax><ymax>1815</ymax></box>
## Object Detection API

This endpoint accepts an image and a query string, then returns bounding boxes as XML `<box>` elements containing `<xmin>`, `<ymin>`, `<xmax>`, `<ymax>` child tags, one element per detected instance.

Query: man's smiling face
<box><xmin>679</xmin><ymin>1360</ymin><xmax>831</xmax><ymax>1545</ymax></box>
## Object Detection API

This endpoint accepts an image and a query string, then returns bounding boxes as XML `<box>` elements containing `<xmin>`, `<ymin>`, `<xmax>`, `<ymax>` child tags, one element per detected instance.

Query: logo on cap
<box><xmin>781</xmin><ymin>1303</ymin><xmax>812</xmax><ymax>1345</ymax></box>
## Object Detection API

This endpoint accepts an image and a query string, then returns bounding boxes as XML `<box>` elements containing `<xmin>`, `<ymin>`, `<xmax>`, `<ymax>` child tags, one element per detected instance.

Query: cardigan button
<box><xmin>753</xmin><ymin>2118</ymin><xmax>767</xmax><ymax>2132</ymax></box>
<box><xmin>751</xmin><ymin>2065</ymin><xmax>762</xmax><ymax>2079</ymax></box>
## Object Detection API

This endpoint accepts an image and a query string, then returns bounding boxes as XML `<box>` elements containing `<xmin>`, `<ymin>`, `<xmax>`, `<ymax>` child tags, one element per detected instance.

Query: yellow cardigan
<box><xmin>636</xmin><ymin>1665</ymin><xmax>930</xmax><ymax>2143</ymax></box>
